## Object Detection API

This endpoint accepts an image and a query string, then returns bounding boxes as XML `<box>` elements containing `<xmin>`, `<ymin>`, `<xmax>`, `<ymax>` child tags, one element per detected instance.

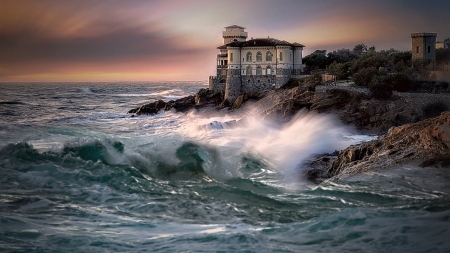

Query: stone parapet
<box><xmin>411</xmin><ymin>33</ymin><xmax>437</xmax><ymax>38</ymax></box>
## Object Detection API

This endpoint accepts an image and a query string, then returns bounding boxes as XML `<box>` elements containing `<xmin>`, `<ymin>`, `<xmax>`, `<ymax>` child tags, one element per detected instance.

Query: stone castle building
<box><xmin>411</xmin><ymin>32</ymin><xmax>437</xmax><ymax>68</ymax></box>
<box><xmin>209</xmin><ymin>25</ymin><xmax>305</xmax><ymax>103</ymax></box>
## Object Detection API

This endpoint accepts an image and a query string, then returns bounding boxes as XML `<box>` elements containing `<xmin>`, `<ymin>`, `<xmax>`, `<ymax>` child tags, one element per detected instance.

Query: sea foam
<box><xmin>183</xmin><ymin>109</ymin><xmax>358</xmax><ymax>188</ymax></box>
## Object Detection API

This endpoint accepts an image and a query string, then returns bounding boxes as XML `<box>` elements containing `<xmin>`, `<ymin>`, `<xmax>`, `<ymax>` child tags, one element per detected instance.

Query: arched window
<box><xmin>256</xmin><ymin>52</ymin><xmax>262</xmax><ymax>62</ymax></box>
<box><xmin>266</xmin><ymin>52</ymin><xmax>273</xmax><ymax>61</ymax></box>
<box><xmin>246</xmin><ymin>65</ymin><xmax>252</xmax><ymax>76</ymax></box>
<box><xmin>266</xmin><ymin>66</ymin><xmax>272</xmax><ymax>75</ymax></box>
<box><xmin>246</xmin><ymin>52</ymin><xmax>252</xmax><ymax>62</ymax></box>
<box><xmin>256</xmin><ymin>66</ymin><xmax>262</xmax><ymax>75</ymax></box>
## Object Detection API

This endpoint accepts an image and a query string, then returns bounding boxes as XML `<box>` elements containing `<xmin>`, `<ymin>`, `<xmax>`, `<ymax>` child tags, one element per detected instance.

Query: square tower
<box><xmin>411</xmin><ymin>32</ymin><xmax>437</xmax><ymax>61</ymax></box>
<box><xmin>223</xmin><ymin>25</ymin><xmax>248</xmax><ymax>44</ymax></box>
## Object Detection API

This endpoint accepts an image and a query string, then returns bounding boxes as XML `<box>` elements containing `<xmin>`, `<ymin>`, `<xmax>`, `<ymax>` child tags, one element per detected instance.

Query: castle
<box><xmin>411</xmin><ymin>32</ymin><xmax>450</xmax><ymax>74</ymax></box>
<box><xmin>411</xmin><ymin>32</ymin><xmax>437</xmax><ymax>69</ymax></box>
<box><xmin>209</xmin><ymin>25</ymin><xmax>305</xmax><ymax>104</ymax></box>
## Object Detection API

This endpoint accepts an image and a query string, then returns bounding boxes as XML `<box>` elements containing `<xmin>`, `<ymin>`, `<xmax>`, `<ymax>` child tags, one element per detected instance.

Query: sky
<box><xmin>1</xmin><ymin>0</ymin><xmax>449</xmax><ymax>82</ymax></box>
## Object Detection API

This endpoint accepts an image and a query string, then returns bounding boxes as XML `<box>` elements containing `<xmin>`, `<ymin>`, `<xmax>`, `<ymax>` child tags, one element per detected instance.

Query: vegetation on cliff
<box><xmin>304</xmin><ymin>44</ymin><xmax>450</xmax><ymax>97</ymax></box>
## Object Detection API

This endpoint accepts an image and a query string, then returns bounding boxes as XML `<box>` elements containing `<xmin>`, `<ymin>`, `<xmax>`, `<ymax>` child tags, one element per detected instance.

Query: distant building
<box><xmin>411</xmin><ymin>32</ymin><xmax>437</xmax><ymax>69</ymax></box>
<box><xmin>436</xmin><ymin>41</ymin><xmax>450</xmax><ymax>49</ymax></box>
<box><xmin>209</xmin><ymin>25</ymin><xmax>305</xmax><ymax>104</ymax></box>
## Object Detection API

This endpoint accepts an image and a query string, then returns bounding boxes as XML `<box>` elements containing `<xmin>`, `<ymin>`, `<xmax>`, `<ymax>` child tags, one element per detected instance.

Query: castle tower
<box><xmin>223</xmin><ymin>25</ymin><xmax>248</xmax><ymax>44</ymax></box>
<box><xmin>411</xmin><ymin>33</ymin><xmax>437</xmax><ymax>62</ymax></box>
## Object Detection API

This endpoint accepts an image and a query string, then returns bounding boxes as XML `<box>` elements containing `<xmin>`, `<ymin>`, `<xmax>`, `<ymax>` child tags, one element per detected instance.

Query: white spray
<box><xmin>182</xmin><ymin>109</ymin><xmax>361</xmax><ymax>187</ymax></box>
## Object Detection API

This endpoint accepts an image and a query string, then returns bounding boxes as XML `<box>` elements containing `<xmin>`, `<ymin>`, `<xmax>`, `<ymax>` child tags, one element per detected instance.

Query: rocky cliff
<box><xmin>307</xmin><ymin>111</ymin><xmax>450</xmax><ymax>181</ymax></box>
<box><xmin>129</xmin><ymin>85</ymin><xmax>445</xmax><ymax>135</ymax></box>
<box><xmin>129</xmin><ymin>84</ymin><xmax>450</xmax><ymax>180</ymax></box>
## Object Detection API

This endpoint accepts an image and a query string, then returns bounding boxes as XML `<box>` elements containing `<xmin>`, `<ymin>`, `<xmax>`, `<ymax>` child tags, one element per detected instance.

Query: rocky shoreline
<box><xmin>128</xmin><ymin>83</ymin><xmax>450</xmax><ymax>181</ymax></box>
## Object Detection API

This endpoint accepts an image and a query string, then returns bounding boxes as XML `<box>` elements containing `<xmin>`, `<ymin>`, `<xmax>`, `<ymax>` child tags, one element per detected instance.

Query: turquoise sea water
<box><xmin>0</xmin><ymin>82</ymin><xmax>449</xmax><ymax>252</ymax></box>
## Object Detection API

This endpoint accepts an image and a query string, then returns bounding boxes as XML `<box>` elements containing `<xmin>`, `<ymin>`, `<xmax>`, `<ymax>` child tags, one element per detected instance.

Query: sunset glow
<box><xmin>1</xmin><ymin>0</ymin><xmax>449</xmax><ymax>82</ymax></box>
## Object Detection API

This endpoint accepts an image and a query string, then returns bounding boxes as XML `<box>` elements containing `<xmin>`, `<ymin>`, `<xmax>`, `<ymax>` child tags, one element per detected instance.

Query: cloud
<box><xmin>0</xmin><ymin>0</ymin><xmax>214</xmax><ymax>81</ymax></box>
<box><xmin>1</xmin><ymin>0</ymin><xmax>449</xmax><ymax>81</ymax></box>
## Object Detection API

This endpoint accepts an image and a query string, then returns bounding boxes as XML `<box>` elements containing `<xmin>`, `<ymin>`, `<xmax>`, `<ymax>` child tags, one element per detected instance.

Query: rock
<box><xmin>128</xmin><ymin>99</ymin><xmax>166</xmax><ymax>115</ymax></box>
<box><xmin>232</xmin><ymin>93</ymin><xmax>264</xmax><ymax>109</ymax></box>
<box><xmin>322</xmin><ymin>111</ymin><xmax>450</xmax><ymax>178</ymax></box>
<box><xmin>128</xmin><ymin>89</ymin><xmax>223</xmax><ymax>115</ymax></box>
<box><xmin>194</xmin><ymin>88</ymin><xmax>222</xmax><ymax>105</ymax></box>
<box><xmin>164</xmin><ymin>95</ymin><xmax>195</xmax><ymax>112</ymax></box>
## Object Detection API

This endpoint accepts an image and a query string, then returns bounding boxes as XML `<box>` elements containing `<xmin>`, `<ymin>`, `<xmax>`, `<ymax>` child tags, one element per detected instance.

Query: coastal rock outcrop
<box><xmin>310</xmin><ymin>111</ymin><xmax>450</xmax><ymax>180</ymax></box>
<box><xmin>232</xmin><ymin>92</ymin><xmax>265</xmax><ymax>109</ymax></box>
<box><xmin>257</xmin><ymin>86</ymin><xmax>436</xmax><ymax>135</ymax></box>
<box><xmin>128</xmin><ymin>89</ymin><xmax>222</xmax><ymax>115</ymax></box>
<box><xmin>128</xmin><ymin>99</ymin><xmax>167</xmax><ymax>115</ymax></box>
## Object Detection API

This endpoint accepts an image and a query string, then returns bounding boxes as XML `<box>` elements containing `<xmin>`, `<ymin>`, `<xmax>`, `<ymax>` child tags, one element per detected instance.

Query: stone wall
<box><xmin>316</xmin><ymin>84</ymin><xmax>450</xmax><ymax>117</ymax></box>
<box><xmin>209</xmin><ymin>76</ymin><xmax>226</xmax><ymax>93</ymax></box>
<box><xmin>433</xmin><ymin>71</ymin><xmax>450</xmax><ymax>82</ymax></box>
<box><xmin>394</xmin><ymin>92</ymin><xmax>450</xmax><ymax>114</ymax></box>
<box><xmin>224</xmin><ymin>75</ymin><xmax>242</xmax><ymax>103</ymax></box>
<box><xmin>316</xmin><ymin>85</ymin><xmax>370</xmax><ymax>95</ymax></box>
<box><xmin>242</xmin><ymin>75</ymin><xmax>275</xmax><ymax>93</ymax></box>
<box><xmin>211</xmin><ymin>73</ymin><xmax>308</xmax><ymax>103</ymax></box>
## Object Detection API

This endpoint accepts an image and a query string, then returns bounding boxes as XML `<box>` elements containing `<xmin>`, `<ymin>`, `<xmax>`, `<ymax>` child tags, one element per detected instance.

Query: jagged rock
<box><xmin>194</xmin><ymin>88</ymin><xmax>223</xmax><ymax>105</ymax></box>
<box><xmin>232</xmin><ymin>93</ymin><xmax>264</xmax><ymax>109</ymax></box>
<box><xmin>128</xmin><ymin>99</ymin><xmax>166</xmax><ymax>115</ymax></box>
<box><xmin>128</xmin><ymin>89</ymin><xmax>223</xmax><ymax>115</ymax></box>
<box><xmin>323</xmin><ymin>111</ymin><xmax>450</xmax><ymax>178</ymax></box>
<box><xmin>164</xmin><ymin>95</ymin><xmax>195</xmax><ymax>112</ymax></box>
<box><xmin>310</xmin><ymin>89</ymin><xmax>365</xmax><ymax>112</ymax></box>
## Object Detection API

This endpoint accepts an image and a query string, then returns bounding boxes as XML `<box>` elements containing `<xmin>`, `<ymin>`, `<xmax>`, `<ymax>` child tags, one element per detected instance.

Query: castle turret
<box><xmin>223</xmin><ymin>25</ymin><xmax>248</xmax><ymax>44</ymax></box>
<box><xmin>412</xmin><ymin>33</ymin><xmax>437</xmax><ymax>62</ymax></box>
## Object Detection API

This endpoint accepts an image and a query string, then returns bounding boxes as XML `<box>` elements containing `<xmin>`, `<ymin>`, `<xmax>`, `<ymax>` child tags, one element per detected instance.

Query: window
<box><xmin>416</xmin><ymin>46</ymin><xmax>420</xmax><ymax>54</ymax></box>
<box><xmin>266</xmin><ymin>66</ymin><xmax>272</xmax><ymax>75</ymax></box>
<box><xmin>279</xmin><ymin>52</ymin><xmax>283</xmax><ymax>61</ymax></box>
<box><xmin>256</xmin><ymin>66</ymin><xmax>262</xmax><ymax>75</ymax></box>
<box><xmin>256</xmin><ymin>52</ymin><xmax>262</xmax><ymax>62</ymax></box>
<box><xmin>428</xmin><ymin>46</ymin><xmax>431</xmax><ymax>54</ymax></box>
<box><xmin>230</xmin><ymin>53</ymin><xmax>233</xmax><ymax>62</ymax></box>
<box><xmin>246</xmin><ymin>66</ymin><xmax>252</xmax><ymax>76</ymax></box>
<box><xmin>266</xmin><ymin>52</ymin><xmax>273</xmax><ymax>61</ymax></box>
<box><xmin>246</xmin><ymin>52</ymin><xmax>252</xmax><ymax>62</ymax></box>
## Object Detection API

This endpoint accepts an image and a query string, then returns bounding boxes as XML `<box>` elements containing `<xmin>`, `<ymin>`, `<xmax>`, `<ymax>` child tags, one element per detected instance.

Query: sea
<box><xmin>0</xmin><ymin>82</ymin><xmax>449</xmax><ymax>253</ymax></box>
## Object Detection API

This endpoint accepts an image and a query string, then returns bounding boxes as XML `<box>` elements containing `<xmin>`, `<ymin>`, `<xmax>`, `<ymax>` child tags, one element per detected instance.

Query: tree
<box><xmin>353</xmin><ymin>44</ymin><xmax>367</xmax><ymax>55</ymax></box>
<box><xmin>303</xmin><ymin>50</ymin><xmax>328</xmax><ymax>70</ymax></box>
<box><xmin>328</xmin><ymin>62</ymin><xmax>351</xmax><ymax>79</ymax></box>
<box><xmin>327</xmin><ymin>48</ymin><xmax>357</xmax><ymax>64</ymax></box>
<box><xmin>436</xmin><ymin>48</ymin><xmax>450</xmax><ymax>61</ymax></box>
<box><xmin>352</xmin><ymin>67</ymin><xmax>378</xmax><ymax>86</ymax></box>
<box><xmin>369</xmin><ymin>76</ymin><xmax>393</xmax><ymax>100</ymax></box>
<box><xmin>386</xmin><ymin>73</ymin><xmax>411</xmax><ymax>92</ymax></box>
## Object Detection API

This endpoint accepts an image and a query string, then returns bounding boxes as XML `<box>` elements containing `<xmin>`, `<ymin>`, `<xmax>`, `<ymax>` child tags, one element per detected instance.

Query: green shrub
<box><xmin>386</xmin><ymin>73</ymin><xmax>412</xmax><ymax>92</ymax></box>
<box><xmin>352</xmin><ymin>67</ymin><xmax>378</xmax><ymax>86</ymax></box>
<box><xmin>369</xmin><ymin>76</ymin><xmax>393</xmax><ymax>100</ymax></box>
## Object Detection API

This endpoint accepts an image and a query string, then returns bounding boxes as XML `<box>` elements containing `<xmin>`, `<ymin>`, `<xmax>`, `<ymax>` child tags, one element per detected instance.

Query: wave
<box><xmin>184</xmin><ymin>110</ymin><xmax>358</xmax><ymax>188</ymax></box>
<box><xmin>150</xmin><ymin>89</ymin><xmax>189</xmax><ymax>100</ymax></box>
<box><xmin>0</xmin><ymin>138</ymin><xmax>221</xmax><ymax>183</ymax></box>
<box><xmin>77</xmin><ymin>88</ymin><xmax>95</xmax><ymax>94</ymax></box>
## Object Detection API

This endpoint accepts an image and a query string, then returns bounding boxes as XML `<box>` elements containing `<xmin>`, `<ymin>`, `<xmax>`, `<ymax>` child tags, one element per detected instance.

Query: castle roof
<box><xmin>225</xmin><ymin>25</ymin><xmax>246</xmax><ymax>29</ymax></box>
<box><xmin>218</xmin><ymin>38</ymin><xmax>304</xmax><ymax>49</ymax></box>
